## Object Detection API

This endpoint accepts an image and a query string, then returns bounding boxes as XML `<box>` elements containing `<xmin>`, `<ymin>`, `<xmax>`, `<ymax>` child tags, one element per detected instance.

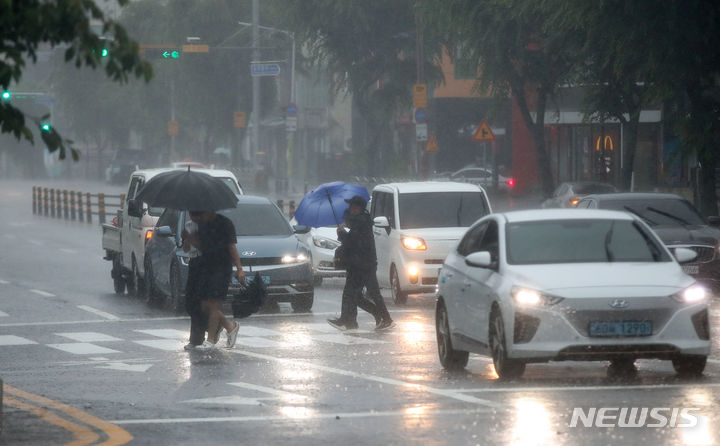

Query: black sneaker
<box><xmin>327</xmin><ymin>318</ymin><xmax>359</xmax><ymax>331</ymax></box>
<box><xmin>375</xmin><ymin>319</ymin><xmax>396</xmax><ymax>331</ymax></box>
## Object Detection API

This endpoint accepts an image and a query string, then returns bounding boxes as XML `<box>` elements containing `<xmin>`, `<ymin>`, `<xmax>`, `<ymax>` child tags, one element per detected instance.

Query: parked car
<box><xmin>144</xmin><ymin>195</ymin><xmax>314</xmax><ymax>312</ymax></box>
<box><xmin>542</xmin><ymin>181</ymin><xmax>617</xmax><ymax>208</ymax></box>
<box><xmin>101</xmin><ymin>167</ymin><xmax>243</xmax><ymax>300</ymax></box>
<box><xmin>448</xmin><ymin>166</ymin><xmax>515</xmax><ymax>193</ymax></box>
<box><xmin>371</xmin><ymin>182</ymin><xmax>492</xmax><ymax>304</ymax></box>
<box><xmin>436</xmin><ymin>209</ymin><xmax>710</xmax><ymax>379</ymax></box>
<box><xmin>576</xmin><ymin>193</ymin><xmax>720</xmax><ymax>291</ymax></box>
<box><xmin>290</xmin><ymin>218</ymin><xmax>345</xmax><ymax>286</ymax></box>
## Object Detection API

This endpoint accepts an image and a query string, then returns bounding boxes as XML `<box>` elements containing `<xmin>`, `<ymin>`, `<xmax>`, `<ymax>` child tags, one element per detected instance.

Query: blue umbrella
<box><xmin>294</xmin><ymin>181</ymin><xmax>370</xmax><ymax>227</ymax></box>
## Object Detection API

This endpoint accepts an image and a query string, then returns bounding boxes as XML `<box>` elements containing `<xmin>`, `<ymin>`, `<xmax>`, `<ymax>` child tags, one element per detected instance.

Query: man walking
<box><xmin>328</xmin><ymin>195</ymin><xmax>395</xmax><ymax>331</ymax></box>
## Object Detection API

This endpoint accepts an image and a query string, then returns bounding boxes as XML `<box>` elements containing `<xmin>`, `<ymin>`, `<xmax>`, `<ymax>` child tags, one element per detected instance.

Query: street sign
<box><xmin>414</xmin><ymin>107</ymin><xmax>426</xmax><ymax>124</ymax></box>
<box><xmin>233</xmin><ymin>111</ymin><xmax>246</xmax><ymax>128</ymax></box>
<box><xmin>415</xmin><ymin>123</ymin><xmax>428</xmax><ymax>141</ymax></box>
<box><xmin>250</xmin><ymin>63</ymin><xmax>281</xmax><ymax>77</ymax></box>
<box><xmin>472</xmin><ymin>120</ymin><xmax>495</xmax><ymax>141</ymax></box>
<box><xmin>425</xmin><ymin>134</ymin><xmax>439</xmax><ymax>152</ymax></box>
<box><xmin>286</xmin><ymin>116</ymin><xmax>297</xmax><ymax>132</ymax></box>
<box><xmin>168</xmin><ymin>120</ymin><xmax>179</xmax><ymax>136</ymax></box>
<box><xmin>182</xmin><ymin>44</ymin><xmax>210</xmax><ymax>53</ymax></box>
<box><xmin>413</xmin><ymin>84</ymin><xmax>428</xmax><ymax>108</ymax></box>
<box><xmin>287</xmin><ymin>103</ymin><xmax>297</xmax><ymax>117</ymax></box>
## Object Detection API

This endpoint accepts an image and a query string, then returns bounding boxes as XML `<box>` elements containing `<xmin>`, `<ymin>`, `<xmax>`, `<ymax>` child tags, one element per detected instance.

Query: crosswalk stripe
<box><xmin>0</xmin><ymin>310</ymin><xmax>8</xmax><ymax>317</ymax></box>
<box><xmin>46</xmin><ymin>343</ymin><xmax>121</xmax><ymax>355</ymax></box>
<box><xmin>57</xmin><ymin>332</ymin><xmax>123</xmax><ymax>343</ymax></box>
<box><xmin>0</xmin><ymin>335</ymin><xmax>37</xmax><ymax>346</ymax></box>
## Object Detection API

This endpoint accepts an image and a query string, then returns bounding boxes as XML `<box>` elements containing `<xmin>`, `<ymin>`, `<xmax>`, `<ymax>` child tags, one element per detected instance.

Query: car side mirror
<box><xmin>674</xmin><ymin>247</ymin><xmax>698</xmax><ymax>264</ymax></box>
<box><xmin>293</xmin><ymin>225</ymin><xmax>311</xmax><ymax>234</ymax></box>
<box><xmin>707</xmin><ymin>216</ymin><xmax>720</xmax><ymax>227</ymax></box>
<box><xmin>156</xmin><ymin>226</ymin><xmax>174</xmax><ymax>237</ymax></box>
<box><xmin>374</xmin><ymin>216</ymin><xmax>390</xmax><ymax>228</ymax></box>
<box><xmin>465</xmin><ymin>251</ymin><xmax>493</xmax><ymax>268</ymax></box>
<box><xmin>127</xmin><ymin>199</ymin><xmax>143</xmax><ymax>218</ymax></box>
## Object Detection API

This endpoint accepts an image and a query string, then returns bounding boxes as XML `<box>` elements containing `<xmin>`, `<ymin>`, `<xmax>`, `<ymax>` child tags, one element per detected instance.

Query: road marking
<box><xmin>28</xmin><ymin>239</ymin><xmax>42</xmax><ymax>246</ymax></box>
<box><xmin>231</xmin><ymin>349</ymin><xmax>505</xmax><ymax>409</ymax></box>
<box><xmin>47</xmin><ymin>342</ymin><xmax>121</xmax><ymax>355</ymax></box>
<box><xmin>4</xmin><ymin>396</ymin><xmax>101</xmax><ymax>444</ymax></box>
<box><xmin>4</xmin><ymin>383</ymin><xmax>133</xmax><ymax>445</ymax></box>
<box><xmin>0</xmin><ymin>335</ymin><xmax>37</xmax><ymax>346</ymax></box>
<box><xmin>134</xmin><ymin>339</ymin><xmax>184</xmax><ymax>351</ymax></box>
<box><xmin>95</xmin><ymin>362</ymin><xmax>154</xmax><ymax>373</ymax></box>
<box><xmin>109</xmin><ymin>407</ymin><xmax>495</xmax><ymax>425</ymax></box>
<box><xmin>311</xmin><ymin>334</ymin><xmax>386</xmax><ymax>345</ymax></box>
<box><xmin>184</xmin><ymin>381</ymin><xmax>306</xmax><ymax>406</ymax></box>
<box><xmin>77</xmin><ymin>305</ymin><xmax>120</xmax><ymax>320</ymax></box>
<box><xmin>59</xmin><ymin>248</ymin><xmax>78</xmax><ymax>254</ymax></box>
<box><xmin>0</xmin><ymin>278</ymin><xmax>8</xmax><ymax>284</ymax></box>
<box><xmin>235</xmin><ymin>337</ymin><xmax>287</xmax><ymax>348</ymax></box>
<box><xmin>0</xmin><ymin>310</ymin><xmax>8</xmax><ymax>317</ymax></box>
<box><xmin>3</xmin><ymin>234</ymin><xmax>16</xmax><ymax>240</ymax></box>
<box><xmin>135</xmin><ymin>328</ymin><xmax>190</xmax><ymax>339</ymax></box>
<box><xmin>57</xmin><ymin>332</ymin><xmax>123</xmax><ymax>342</ymax></box>
<box><xmin>30</xmin><ymin>289</ymin><xmax>56</xmax><ymax>297</ymax></box>
<box><xmin>456</xmin><ymin>382</ymin><xmax>720</xmax><ymax>393</ymax></box>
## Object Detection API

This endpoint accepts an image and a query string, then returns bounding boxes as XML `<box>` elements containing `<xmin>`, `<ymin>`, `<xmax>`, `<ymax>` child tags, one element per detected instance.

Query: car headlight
<box><xmin>672</xmin><ymin>285</ymin><xmax>707</xmax><ymax>303</ymax></box>
<box><xmin>511</xmin><ymin>286</ymin><xmax>563</xmax><ymax>306</ymax></box>
<box><xmin>313</xmin><ymin>236</ymin><xmax>340</xmax><ymax>250</ymax></box>
<box><xmin>282</xmin><ymin>253</ymin><xmax>311</xmax><ymax>264</ymax></box>
<box><xmin>402</xmin><ymin>236</ymin><xmax>427</xmax><ymax>250</ymax></box>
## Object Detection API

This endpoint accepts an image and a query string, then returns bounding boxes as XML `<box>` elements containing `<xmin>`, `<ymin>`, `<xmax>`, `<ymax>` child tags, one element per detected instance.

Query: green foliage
<box><xmin>0</xmin><ymin>0</ymin><xmax>151</xmax><ymax>160</ymax></box>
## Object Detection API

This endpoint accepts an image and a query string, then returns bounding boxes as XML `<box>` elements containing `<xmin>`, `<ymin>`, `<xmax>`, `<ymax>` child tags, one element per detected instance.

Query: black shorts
<box><xmin>186</xmin><ymin>259</ymin><xmax>231</xmax><ymax>301</ymax></box>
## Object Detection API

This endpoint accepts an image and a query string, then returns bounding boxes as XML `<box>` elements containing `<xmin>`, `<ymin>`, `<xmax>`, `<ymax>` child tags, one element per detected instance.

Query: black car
<box><xmin>542</xmin><ymin>181</ymin><xmax>617</xmax><ymax>208</ymax></box>
<box><xmin>144</xmin><ymin>195</ymin><xmax>314</xmax><ymax>312</ymax></box>
<box><xmin>577</xmin><ymin>193</ymin><xmax>720</xmax><ymax>290</ymax></box>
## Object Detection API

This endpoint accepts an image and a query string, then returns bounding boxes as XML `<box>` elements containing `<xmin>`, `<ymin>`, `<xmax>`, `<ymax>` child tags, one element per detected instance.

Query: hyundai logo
<box><xmin>609</xmin><ymin>299</ymin><xmax>629</xmax><ymax>309</ymax></box>
<box><xmin>241</xmin><ymin>251</ymin><xmax>256</xmax><ymax>256</ymax></box>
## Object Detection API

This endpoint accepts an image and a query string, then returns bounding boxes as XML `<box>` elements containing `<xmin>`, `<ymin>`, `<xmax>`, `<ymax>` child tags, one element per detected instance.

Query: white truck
<box><xmin>101</xmin><ymin>167</ymin><xmax>243</xmax><ymax>300</ymax></box>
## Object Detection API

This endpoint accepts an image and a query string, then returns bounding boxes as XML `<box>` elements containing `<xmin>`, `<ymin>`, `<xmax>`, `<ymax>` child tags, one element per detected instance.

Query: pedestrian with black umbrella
<box><xmin>134</xmin><ymin>168</ymin><xmax>243</xmax><ymax>351</ymax></box>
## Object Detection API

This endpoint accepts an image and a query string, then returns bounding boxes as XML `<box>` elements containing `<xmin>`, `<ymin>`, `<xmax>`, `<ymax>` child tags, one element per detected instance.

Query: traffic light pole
<box><xmin>251</xmin><ymin>0</ymin><xmax>261</xmax><ymax>169</ymax></box>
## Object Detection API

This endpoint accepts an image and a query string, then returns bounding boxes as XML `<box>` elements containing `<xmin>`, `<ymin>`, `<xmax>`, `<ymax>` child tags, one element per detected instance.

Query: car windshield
<box><xmin>506</xmin><ymin>219</ymin><xmax>671</xmax><ymax>264</ymax></box>
<box><xmin>573</xmin><ymin>183</ymin><xmax>616</xmax><ymax>194</ymax></box>
<box><xmin>601</xmin><ymin>198</ymin><xmax>705</xmax><ymax>226</ymax></box>
<box><xmin>398</xmin><ymin>192</ymin><xmax>489</xmax><ymax>229</ymax></box>
<box><xmin>219</xmin><ymin>203</ymin><xmax>293</xmax><ymax>237</ymax></box>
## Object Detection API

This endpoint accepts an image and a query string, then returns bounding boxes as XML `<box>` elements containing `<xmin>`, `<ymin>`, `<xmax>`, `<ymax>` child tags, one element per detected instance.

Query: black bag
<box><xmin>231</xmin><ymin>272</ymin><xmax>267</xmax><ymax>318</ymax></box>
<box><xmin>333</xmin><ymin>244</ymin><xmax>347</xmax><ymax>270</ymax></box>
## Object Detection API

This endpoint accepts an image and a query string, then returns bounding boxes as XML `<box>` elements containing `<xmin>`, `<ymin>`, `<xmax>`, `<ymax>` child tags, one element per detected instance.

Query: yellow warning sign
<box><xmin>425</xmin><ymin>134</ymin><xmax>439</xmax><ymax>152</ymax></box>
<box><xmin>472</xmin><ymin>120</ymin><xmax>495</xmax><ymax>141</ymax></box>
<box><xmin>168</xmin><ymin>120</ymin><xmax>179</xmax><ymax>136</ymax></box>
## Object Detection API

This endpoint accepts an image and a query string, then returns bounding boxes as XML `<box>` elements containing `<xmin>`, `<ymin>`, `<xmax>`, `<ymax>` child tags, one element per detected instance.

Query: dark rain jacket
<box><xmin>337</xmin><ymin>210</ymin><xmax>377</xmax><ymax>272</ymax></box>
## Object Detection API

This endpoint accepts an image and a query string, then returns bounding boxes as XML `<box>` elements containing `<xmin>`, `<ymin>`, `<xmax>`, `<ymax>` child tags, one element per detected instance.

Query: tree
<box><xmin>0</xmin><ymin>0</ymin><xmax>151</xmax><ymax>160</ymax></box>
<box><xmin>269</xmin><ymin>0</ymin><xmax>443</xmax><ymax>176</ymax></box>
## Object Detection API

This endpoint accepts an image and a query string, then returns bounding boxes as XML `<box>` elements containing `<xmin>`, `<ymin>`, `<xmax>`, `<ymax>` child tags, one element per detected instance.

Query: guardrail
<box><xmin>32</xmin><ymin>186</ymin><xmax>125</xmax><ymax>225</ymax></box>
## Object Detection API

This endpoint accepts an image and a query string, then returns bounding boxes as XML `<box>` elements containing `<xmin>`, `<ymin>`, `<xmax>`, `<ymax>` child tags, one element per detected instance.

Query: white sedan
<box><xmin>436</xmin><ymin>209</ymin><xmax>710</xmax><ymax>379</ymax></box>
<box><xmin>290</xmin><ymin>218</ymin><xmax>345</xmax><ymax>285</ymax></box>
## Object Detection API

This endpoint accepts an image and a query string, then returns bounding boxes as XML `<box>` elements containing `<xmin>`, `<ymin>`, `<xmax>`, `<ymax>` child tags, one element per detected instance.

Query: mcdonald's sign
<box><xmin>594</xmin><ymin>135</ymin><xmax>615</xmax><ymax>152</ymax></box>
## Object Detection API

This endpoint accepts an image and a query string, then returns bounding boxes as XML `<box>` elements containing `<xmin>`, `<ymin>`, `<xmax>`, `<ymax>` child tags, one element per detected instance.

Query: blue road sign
<box><xmin>287</xmin><ymin>102</ymin><xmax>297</xmax><ymax>116</ymax></box>
<box><xmin>414</xmin><ymin>107</ymin><xmax>426</xmax><ymax>124</ymax></box>
<box><xmin>250</xmin><ymin>63</ymin><xmax>281</xmax><ymax>77</ymax></box>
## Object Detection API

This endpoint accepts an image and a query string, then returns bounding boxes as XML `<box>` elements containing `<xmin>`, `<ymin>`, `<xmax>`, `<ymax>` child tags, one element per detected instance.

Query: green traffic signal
<box><xmin>41</xmin><ymin>123</ymin><xmax>51</xmax><ymax>132</ymax></box>
<box><xmin>101</xmin><ymin>48</ymin><xmax>109</xmax><ymax>57</ymax></box>
<box><xmin>1</xmin><ymin>91</ymin><xmax>10</xmax><ymax>100</ymax></box>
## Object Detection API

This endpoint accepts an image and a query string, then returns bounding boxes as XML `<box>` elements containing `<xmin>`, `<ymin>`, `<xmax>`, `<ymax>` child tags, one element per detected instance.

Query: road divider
<box><xmin>32</xmin><ymin>186</ymin><xmax>125</xmax><ymax>225</ymax></box>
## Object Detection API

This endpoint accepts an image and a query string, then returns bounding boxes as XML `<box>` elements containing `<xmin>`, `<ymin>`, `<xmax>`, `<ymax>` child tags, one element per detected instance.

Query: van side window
<box><xmin>371</xmin><ymin>192</ymin><xmax>385</xmax><ymax>219</ymax></box>
<box><xmin>127</xmin><ymin>176</ymin><xmax>142</xmax><ymax>200</ymax></box>
<box><xmin>385</xmin><ymin>193</ymin><xmax>396</xmax><ymax>228</ymax></box>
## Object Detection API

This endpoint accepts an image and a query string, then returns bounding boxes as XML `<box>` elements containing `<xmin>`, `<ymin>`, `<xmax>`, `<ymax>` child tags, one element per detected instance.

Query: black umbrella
<box><xmin>134</xmin><ymin>168</ymin><xmax>238</xmax><ymax>211</ymax></box>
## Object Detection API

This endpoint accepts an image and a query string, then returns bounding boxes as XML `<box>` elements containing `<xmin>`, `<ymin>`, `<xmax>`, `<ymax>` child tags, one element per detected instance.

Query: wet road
<box><xmin>1</xmin><ymin>179</ymin><xmax>719</xmax><ymax>445</ymax></box>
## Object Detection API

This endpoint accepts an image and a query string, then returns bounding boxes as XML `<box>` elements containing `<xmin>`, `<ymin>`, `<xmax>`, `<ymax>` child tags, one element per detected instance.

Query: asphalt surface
<box><xmin>1</xmin><ymin>178</ymin><xmax>719</xmax><ymax>445</ymax></box>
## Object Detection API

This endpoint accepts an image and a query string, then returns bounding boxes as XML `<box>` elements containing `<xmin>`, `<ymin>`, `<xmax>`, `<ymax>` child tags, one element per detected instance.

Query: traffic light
<box><xmin>1</xmin><ymin>91</ymin><xmax>10</xmax><ymax>100</ymax></box>
<box><xmin>101</xmin><ymin>48</ymin><xmax>109</xmax><ymax>57</ymax></box>
<box><xmin>41</xmin><ymin>122</ymin><xmax>51</xmax><ymax>132</ymax></box>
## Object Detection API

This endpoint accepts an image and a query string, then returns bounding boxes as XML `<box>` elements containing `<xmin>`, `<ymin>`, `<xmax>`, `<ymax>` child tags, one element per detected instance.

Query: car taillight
<box><xmin>506</xmin><ymin>178</ymin><xmax>515</xmax><ymax>188</ymax></box>
<box><xmin>569</xmin><ymin>197</ymin><xmax>580</xmax><ymax>207</ymax></box>
<box><xmin>112</xmin><ymin>216</ymin><xmax>119</xmax><ymax>227</ymax></box>
<box><xmin>145</xmin><ymin>230</ymin><xmax>153</xmax><ymax>242</ymax></box>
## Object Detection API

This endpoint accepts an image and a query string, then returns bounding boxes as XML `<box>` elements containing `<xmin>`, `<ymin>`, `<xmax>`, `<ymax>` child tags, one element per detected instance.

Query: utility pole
<box><xmin>415</xmin><ymin>1</ymin><xmax>424</xmax><ymax>176</ymax></box>
<box><xmin>251</xmin><ymin>0</ymin><xmax>261</xmax><ymax>170</ymax></box>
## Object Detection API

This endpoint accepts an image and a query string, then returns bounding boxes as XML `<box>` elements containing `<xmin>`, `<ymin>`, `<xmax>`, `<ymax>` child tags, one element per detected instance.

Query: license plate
<box><xmin>232</xmin><ymin>275</ymin><xmax>271</xmax><ymax>285</ymax></box>
<box><xmin>682</xmin><ymin>264</ymin><xmax>699</xmax><ymax>275</ymax></box>
<box><xmin>588</xmin><ymin>321</ymin><xmax>652</xmax><ymax>337</ymax></box>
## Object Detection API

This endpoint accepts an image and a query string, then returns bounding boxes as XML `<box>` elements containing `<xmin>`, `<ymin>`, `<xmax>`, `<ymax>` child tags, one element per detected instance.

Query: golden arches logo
<box><xmin>595</xmin><ymin>135</ymin><xmax>615</xmax><ymax>152</ymax></box>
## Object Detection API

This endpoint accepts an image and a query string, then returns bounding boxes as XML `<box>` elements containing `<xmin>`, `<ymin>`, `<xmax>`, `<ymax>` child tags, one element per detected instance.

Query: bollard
<box><xmin>276</xmin><ymin>199</ymin><xmax>284</xmax><ymax>216</ymax></box>
<box><xmin>77</xmin><ymin>191</ymin><xmax>84</xmax><ymax>221</ymax></box>
<box><xmin>32</xmin><ymin>186</ymin><xmax>37</xmax><ymax>214</ymax></box>
<box><xmin>50</xmin><ymin>189</ymin><xmax>56</xmax><ymax>218</ymax></box>
<box><xmin>86</xmin><ymin>192</ymin><xmax>92</xmax><ymax>223</ymax></box>
<box><xmin>43</xmin><ymin>187</ymin><xmax>49</xmax><ymax>216</ymax></box>
<box><xmin>55</xmin><ymin>189</ymin><xmax>62</xmax><ymax>218</ymax></box>
<box><xmin>98</xmin><ymin>193</ymin><xmax>106</xmax><ymax>224</ymax></box>
<box><xmin>70</xmin><ymin>191</ymin><xmax>76</xmax><ymax>221</ymax></box>
<box><xmin>62</xmin><ymin>190</ymin><xmax>69</xmax><ymax>220</ymax></box>
<box><xmin>289</xmin><ymin>200</ymin><xmax>296</xmax><ymax>220</ymax></box>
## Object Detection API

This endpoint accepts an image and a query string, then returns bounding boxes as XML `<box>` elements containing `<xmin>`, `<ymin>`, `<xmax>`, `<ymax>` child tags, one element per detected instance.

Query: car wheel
<box><xmin>112</xmin><ymin>257</ymin><xmax>126</xmax><ymax>295</ymax></box>
<box><xmin>490</xmin><ymin>309</ymin><xmax>525</xmax><ymax>379</ymax></box>
<box><xmin>390</xmin><ymin>265</ymin><xmax>408</xmax><ymax>305</ymax></box>
<box><xmin>291</xmin><ymin>294</ymin><xmax>314</xmax><ymax>312</ymax></box>
<box><xmin>143</xmin><ymin>257</ymin><xmax>161</xmax><ymax>306</ymax></box>
<box><xmin>130</xmin><ymin>257</ymin><xmax>145</xmax><ymax>299</ymax></box>
<box><xmin>672</xmin><ymin>355</ymin><xmax>707</xmax><ymax>377</ymax></box>
<box><xmin>313</xmin><ymin>275</ymin><xmax>323</xmax><ymax>287</ymax></box>
<box><xmin>436</xmin><ymin>302</ymin><xmax>469</xmax><ymax>370</ymax></box>
<box><xmin>169</xmin><ymin>262</ymin><xmax>185</xmax><ymax>314</ymax></box>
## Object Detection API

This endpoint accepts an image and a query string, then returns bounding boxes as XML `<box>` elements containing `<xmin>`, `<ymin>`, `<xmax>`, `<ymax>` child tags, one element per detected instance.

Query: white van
<box><xmin>104</xmin><ymin>167</ymin><xmax>242</xmax><ymax>298</ymax></box>
<box><xmin>370</xmin><ymin>182</ymin><xmax>491</xmax><ymax>304</ymax></box>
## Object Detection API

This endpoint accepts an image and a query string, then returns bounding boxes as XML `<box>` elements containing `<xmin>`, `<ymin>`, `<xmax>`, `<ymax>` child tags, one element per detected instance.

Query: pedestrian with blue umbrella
<box><xmin>293</xmin><ymin>181</ymin><xmax>370</xmax><ymax>228</ymax></box>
